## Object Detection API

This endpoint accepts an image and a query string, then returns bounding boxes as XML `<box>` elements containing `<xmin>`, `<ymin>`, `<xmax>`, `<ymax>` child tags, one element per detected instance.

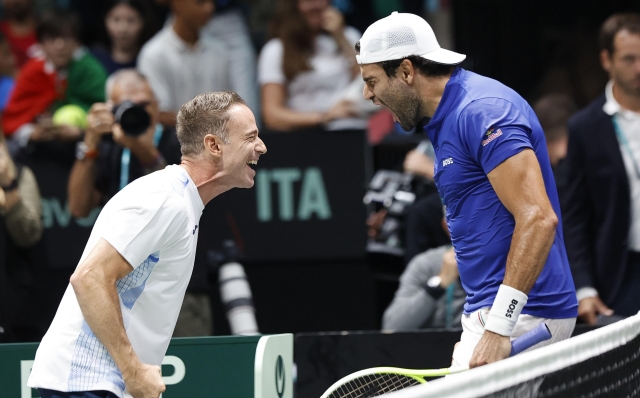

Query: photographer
<box><xmin>0</xmin><ymin>133</ymin><xmax>44</xmax><ymax>342</ymax></box>
<box><xmin>367</xmin><ymin>142</ymin><xmax>450</xmax><ymax>265</ymax></box>
<box><xmin>67</xmin><ymin>68</ymin><xmax>181</xmax><ymax>218</ymax></box>
<box><xmin>0</xmin><ymin>134</ymin><xmax>42</xmax><ymax>248</ymax></box>
<box><xmin>383</xmin><ymin>245</ymin><xmax>465</xmax><ymax>330</ymax></box>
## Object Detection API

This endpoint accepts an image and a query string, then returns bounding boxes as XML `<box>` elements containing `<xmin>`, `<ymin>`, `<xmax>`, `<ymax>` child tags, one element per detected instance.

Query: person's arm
<box><xmin>68</xmin><ymin>103</ymin><xmax>112</xmax><ymax>218</ymax></box>
<box><xmin>403</xmin><ymin>149</ymin><xmax>435</xmax><ymax>180</ymax></box>
<box><xmin>2</xmin><ymin>167</ymin><xmax>43</xmax><ymax>247</ymax></box>
<box><xmin>261</xmin><ymin>83</ymin><xmax>324</xmax><ymax>131</ymax></box>
<box><xmin>111</xmin><ymin>124</ymin><xmax>163</xmax><ymax>171</ymax></box>
<box><xmin>258</xmin><ymin>39</ymin><xmax>322</xmax><ymax>131</ymax></box>
<box><xmin>323</xmin><ymin>7</ymin><xmax>358</xmax><ymax>78</ymax></box>
<box><xmin>68</xmin><ymin>148</ymin><xmax>103</xmax><ymax>218</ymax></box>
<box><xmin>159</xmin><ymin>112</ymin><xmax>176</xmax><ymax>128</ymax></box>
<box><xmin>469</xmin><ymin>149</ymin><xmax>558</xmax><ymax>368</ymax></box>
<box><xmin>261</xmin><ymin>83</ymin><xmax>357</xmax><ymax>131</ymax></box>
<box><xmin>0</xmin><ymin>139</ymin><xmax>42</xmax><ymax>247</ymax></box>
<box><xmin>382</xmin><ymin>247</ymin><xmax>457</xmax><ymax>330</ymax></box>
<box><xmin>70</xmin><ymin>238</ymin><xmax>166</xmax><ymax>397</ymax></box>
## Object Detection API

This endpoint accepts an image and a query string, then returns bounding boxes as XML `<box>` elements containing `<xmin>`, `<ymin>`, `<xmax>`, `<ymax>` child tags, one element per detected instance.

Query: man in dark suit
<box><xmin>562</xmin><ymin>13</ymin><xmax>640</xmax><ymax>325</ymax></box>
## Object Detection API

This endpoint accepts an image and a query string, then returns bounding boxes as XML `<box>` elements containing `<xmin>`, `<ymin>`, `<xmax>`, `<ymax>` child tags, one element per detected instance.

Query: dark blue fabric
<box><xmin>39</xmin><ymin>389</ymin><xmax>119</xmax><ymax>398</ymax></box>
<box><xmin>0</xmin><ymin>76</ymin><xmax>14</xmax><ymax>110</ymax></box>
<box><xmin>90</xmin><ymin>46</ymin><xmax>137</xmax><ymax>76</ymax></box>
<box><xmin>561</xmin><ymin>94</ymin><xmax>631</xmax><ymax>307</ymax></box>
<box><xmin>423</xmin><ymin>67</ymin><xmax>577</xmax><ymax>319</ymax></box>
<box><xmin>610</xmin><ymin>251</ymin><xmax>640</xmax><ymax>316</ymax></box>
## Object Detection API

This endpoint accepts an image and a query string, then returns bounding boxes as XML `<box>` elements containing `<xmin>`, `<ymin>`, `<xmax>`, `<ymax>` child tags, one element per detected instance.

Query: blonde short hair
<box><xmin>176</xmin><ymin>91</ymin><xmax>247</xmax><ymax>157</ymax></box>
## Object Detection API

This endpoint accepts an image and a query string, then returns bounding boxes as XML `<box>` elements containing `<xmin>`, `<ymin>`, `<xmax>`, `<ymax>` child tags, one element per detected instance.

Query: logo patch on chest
<box><xmin>442</xmin><ymin>157</ymin><xmax>454</xmax><ymax>167</ymax></box>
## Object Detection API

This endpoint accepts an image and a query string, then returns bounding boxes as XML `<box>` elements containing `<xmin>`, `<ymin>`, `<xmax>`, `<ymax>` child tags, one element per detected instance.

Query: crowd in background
<box><xmin>0</xmin><ymin>0</ymin><xmax>638</xmax><ymax>341</ymax></box>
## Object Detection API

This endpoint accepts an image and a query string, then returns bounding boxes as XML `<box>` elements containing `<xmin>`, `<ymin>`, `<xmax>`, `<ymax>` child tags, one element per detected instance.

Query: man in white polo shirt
<box><xmin>27</xmin><ymin>91</ymin><xmax>267</xmax><ymax>398</ymax></box>
<box><xmin>138</xmin><ymin>0</ymin><xmax>230</xmax><ymax>128</ymax></box>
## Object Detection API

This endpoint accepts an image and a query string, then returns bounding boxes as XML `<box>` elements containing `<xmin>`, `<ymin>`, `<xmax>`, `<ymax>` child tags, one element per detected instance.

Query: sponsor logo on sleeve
<box><xmin>482</xmin><ymin>128</ymin><xmax>503</xmax><ymax>146</ymax></box>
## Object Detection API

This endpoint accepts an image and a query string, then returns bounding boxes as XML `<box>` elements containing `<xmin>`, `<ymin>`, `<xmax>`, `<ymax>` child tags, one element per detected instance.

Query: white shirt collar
<box><xmin>603</xmin><ymin>80</ymin><xmax>640</xmax><ymax>120</ymax></box>
<box><xmin>603</xmin><ymin>80</ymin><xmax>620</xmax><ymax>116</ymax></box>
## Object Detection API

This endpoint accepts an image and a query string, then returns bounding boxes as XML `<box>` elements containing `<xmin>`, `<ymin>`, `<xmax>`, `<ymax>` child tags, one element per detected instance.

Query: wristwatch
<box><xmin>425</xmin><ymin>276</ymin><xmax>446</xmax><ymax>299</ymax></box>
<box><xmin>76</xmin><ymin>141</ymin><xmax>99</xmax><ymax>160</ymax></box>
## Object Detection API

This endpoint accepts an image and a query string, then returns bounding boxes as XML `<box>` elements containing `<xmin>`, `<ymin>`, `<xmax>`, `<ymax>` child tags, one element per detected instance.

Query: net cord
<box><xmin>383</xmin><ymin>312</ymin><xmax>640</xmax><ymax>398</ymax></box>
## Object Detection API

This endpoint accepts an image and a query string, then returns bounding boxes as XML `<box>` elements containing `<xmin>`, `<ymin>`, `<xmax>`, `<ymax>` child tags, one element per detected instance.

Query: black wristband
<box><xmin>425</xmin><ymin>284</ymin><xmax>446</xmax><ymax>299</ymax></box>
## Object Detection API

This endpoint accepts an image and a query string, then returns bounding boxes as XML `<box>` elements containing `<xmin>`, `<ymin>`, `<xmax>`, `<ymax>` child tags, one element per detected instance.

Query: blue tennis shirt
<box><xmin>423</xmin><ymin>68</ymin><xmax>577</xmax><ymax>319</ymax></box>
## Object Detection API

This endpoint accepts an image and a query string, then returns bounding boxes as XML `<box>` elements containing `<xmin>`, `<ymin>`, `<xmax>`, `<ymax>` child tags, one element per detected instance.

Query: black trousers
<box><xmin>611</xmin><ymin>251</ymin><xmax>640</xmax><ymax>316</ymax></box>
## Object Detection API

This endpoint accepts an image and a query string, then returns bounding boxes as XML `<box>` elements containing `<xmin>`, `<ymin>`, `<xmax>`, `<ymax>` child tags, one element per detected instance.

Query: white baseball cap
<box><xmin>356</xmin><ymin>12</ymin><xmax>466</xmax><ymax>65</ymax></box>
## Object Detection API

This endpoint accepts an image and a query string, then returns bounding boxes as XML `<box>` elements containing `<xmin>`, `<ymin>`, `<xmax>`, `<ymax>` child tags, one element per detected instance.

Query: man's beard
<box><xmin>618</xmin><ymin>74</ymin><xmax>640</xmax><ymax>98</ymax></box>
<box><xmin>382</xmin><ymin>84</ymin><xmax>423</xmax><ymax>132</ymax></box>
<box><xmin>394</xmin><ymin>94</ymin><xmax>423</xmax><ymax>131</ymax></box>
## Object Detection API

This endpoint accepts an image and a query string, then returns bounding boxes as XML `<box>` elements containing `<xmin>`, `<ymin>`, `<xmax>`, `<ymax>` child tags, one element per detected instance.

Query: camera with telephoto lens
<box><xmin>363</xmin><ymin>170</ymin><xmax>417</xmax><ymax>257</ymax></box>
<box><xmin>207</xmin><ymin>241</ymin><xmax>259</xmax><ymax>335</ymax></box>
<box><xmin>363</xmin><ymin>140</ymin><xmax>437</xmax><ymax>257</ymax></box>
<box><xmin>112</xmin><ymin>100</ymin><xmax>151</xmax><ymax>137</ymax></box>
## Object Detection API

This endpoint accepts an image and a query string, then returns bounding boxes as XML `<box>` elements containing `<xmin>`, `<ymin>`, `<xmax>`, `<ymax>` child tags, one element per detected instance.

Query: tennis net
<box><xmin>384</xmin><ymin>312</ymin><xmax>640</xmax><ymax>398</ymax></box>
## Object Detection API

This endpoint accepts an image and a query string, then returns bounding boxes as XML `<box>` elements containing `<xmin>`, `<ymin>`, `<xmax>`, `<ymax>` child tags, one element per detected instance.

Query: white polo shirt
<box><xmin>138</xmin><ymin>25</ymin><xmax>231</xmax><ymax>113</ymax></box>
<box><xmin>28</xmin><ymin>165</ymin><xmax>204</xmax><ymax>397</ymax></box>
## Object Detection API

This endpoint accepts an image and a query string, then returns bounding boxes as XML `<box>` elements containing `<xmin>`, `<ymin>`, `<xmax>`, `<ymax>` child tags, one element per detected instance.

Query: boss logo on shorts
<box><xmin>505</xmin><ymin>299</ymin><xmax>519</xmax><ymax>318</ymax></box>
<box><xmin>442</xmin><ymin>157</ymin><xmax>454</xmax><ymax>167</ymax></box>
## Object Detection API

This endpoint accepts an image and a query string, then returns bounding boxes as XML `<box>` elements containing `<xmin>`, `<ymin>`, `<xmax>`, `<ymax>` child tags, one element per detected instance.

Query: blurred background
<box><xmin>0</xmin><ymin>0</ymin><xmax>638</xmax><ymax>346</ymax></box>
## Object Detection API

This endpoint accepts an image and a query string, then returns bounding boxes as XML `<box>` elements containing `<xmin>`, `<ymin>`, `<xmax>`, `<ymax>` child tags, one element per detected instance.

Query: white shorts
<box><xmin>451</xmin><ymin>308</ymin><xmax>576</xmax><ymax>367</ymax></box>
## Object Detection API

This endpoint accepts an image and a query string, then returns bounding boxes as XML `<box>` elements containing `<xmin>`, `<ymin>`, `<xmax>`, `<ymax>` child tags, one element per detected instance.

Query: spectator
<box><xmin>258</xmin><ymin>0</ymin><xmax>368</xmax><ymax>132</ymax></box>
<box><xmin>138</xmin><ymin>0</ymin><xmax>229</xmax><ymax>127</ymax></box>
<box><xmin>91</xmin><ymin>0</ymin><xmax>148</xmax><ymax>75</ymax></box>
<box><xmin>534</xmin><ymin>94</ymin><xmax>576</xmax><ymax>168</ymax></box>
<box><xmin>0</xmin><ymin>134</ymin><xmax>42</xmax><ymax>248</ymax></box>
<box><xmin>0</xmin><ymin>33</ymin><xmax>17</xmax><ymax>114</ymax></box>
<box><xmin>0</xmin><ymin>133</ymin><xmax>43</xmax><ymax>342</ymax></box>
<box><xmin>367</xmin><ymin>142</ymin><xmax>449</xmax><ymax>265</ymax></box>
<box><xmin>67</xmin><ymin>68</ymin><xmax>181</xmax><ymax>218</ymax></box>
<box><xmin>562</xmin><ymin>13</ymin><xmax>640</xmax><ymax>325</ymax></box>
<box><xmin>2</xmin><ymin>10</ymin><xmax>107</xmax><ymax>149</ymax></box>
<box><xmin>201</xmin><ymin>2</ymin><xmax>259</xmax><ymax>116</ymax></box>
<box><xmin>0</xmin><ymin>0</ymin><xmax>39</xmax><ymax>68</ymax></box>
<box><xmin>383</xmin><ymin>245</ymin><xmax>465</xmax><ymax>330</ymax></box>
<box><xmin>533</xmin><ymin>94</ymin><xmax>577</xmax><ymax>191</ymax></box>
<box><xmin>400</xmin><ymin>142</ymin><xmax>449</xmax><ymax>264</ymax></box>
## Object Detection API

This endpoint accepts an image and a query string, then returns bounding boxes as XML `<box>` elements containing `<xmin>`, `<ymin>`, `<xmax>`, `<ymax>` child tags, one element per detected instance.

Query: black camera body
<box><xmin>364</xmin><ymin>139</ymin><xmax>438</xmax><ymax>257</ymax></box>
<box><xmin>364</xmin><ymin>170</ymin><xmax>417</xmax><ymax>257</ymax></box>
<box><xmin>112</xmin><ymin>100</ymin><xmax>151</xmax><ymax>137</ymax></box>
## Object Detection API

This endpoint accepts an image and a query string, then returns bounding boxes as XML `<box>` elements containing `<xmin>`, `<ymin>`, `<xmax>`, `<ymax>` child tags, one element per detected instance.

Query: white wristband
<box><xmin>484</xmin><ymin>284</ymin><xmax>528</xmax><ymax>337</ymax></box>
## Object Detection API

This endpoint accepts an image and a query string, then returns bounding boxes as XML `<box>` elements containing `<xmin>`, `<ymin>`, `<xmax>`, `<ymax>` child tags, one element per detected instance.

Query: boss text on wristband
<box><xmin>484</xmin><ymin>284</ymin><xmax>528</xmax><ymax>337</ymax></box>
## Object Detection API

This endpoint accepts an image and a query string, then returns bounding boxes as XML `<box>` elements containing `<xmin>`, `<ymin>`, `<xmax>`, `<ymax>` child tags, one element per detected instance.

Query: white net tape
<box><xmin>384</xmin><ymin>312</ymin><xmax>640</xmax><ymax>398</ymax></box>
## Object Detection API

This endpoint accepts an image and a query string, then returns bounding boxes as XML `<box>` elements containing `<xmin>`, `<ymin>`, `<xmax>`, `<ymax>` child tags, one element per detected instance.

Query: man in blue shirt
<box><xmin>356</xmin><ymin>12</ymin><xmax>577</xmax><ymax>368</ymax></box>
